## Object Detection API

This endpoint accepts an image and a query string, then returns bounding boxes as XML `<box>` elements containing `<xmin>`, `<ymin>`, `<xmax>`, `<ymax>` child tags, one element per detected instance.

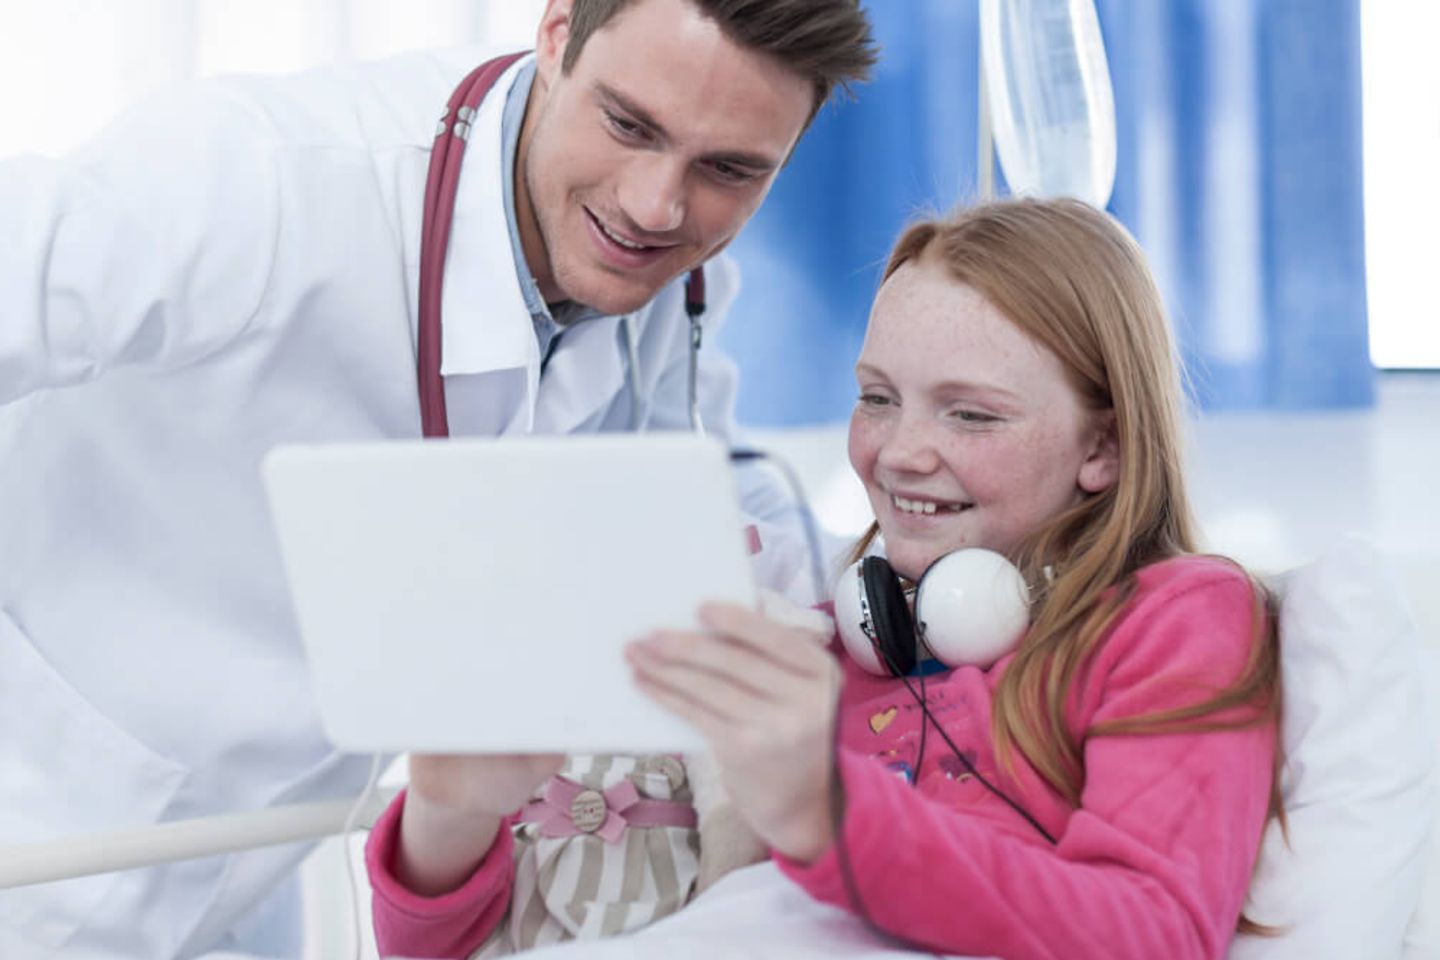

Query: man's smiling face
<box><xmin>517</xmin><ymin>0</ymin><xmax>814</xmax><ymax>314</ymax></box>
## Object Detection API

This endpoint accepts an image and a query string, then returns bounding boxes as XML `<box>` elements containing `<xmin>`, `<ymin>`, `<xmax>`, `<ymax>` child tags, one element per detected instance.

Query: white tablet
<box><xmin>261</xmin><ymin>434</ymin><xmax>758</xmax><ymax>754</ymax></box>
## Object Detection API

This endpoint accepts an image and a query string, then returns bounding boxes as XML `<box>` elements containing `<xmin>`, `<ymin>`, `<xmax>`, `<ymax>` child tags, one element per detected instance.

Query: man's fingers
<box><xmin>756</xmin><ymin>588</ymin><xmax>836</xmax><ymax>639</ymax></box>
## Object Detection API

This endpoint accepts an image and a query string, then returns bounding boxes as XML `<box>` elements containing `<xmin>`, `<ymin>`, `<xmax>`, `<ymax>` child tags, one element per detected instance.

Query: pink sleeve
<box><xmin>364</xmin><ymin>789</ymin><xmax>517</xmax><ymax>960</ymax></box>
<box><xmin>776</xmin><ymin>572</ymin><xmax>1276</xmax><ymax>960</ymax></box>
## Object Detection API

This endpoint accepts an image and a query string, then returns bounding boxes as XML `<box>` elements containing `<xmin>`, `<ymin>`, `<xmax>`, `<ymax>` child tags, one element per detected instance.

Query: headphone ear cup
<box><xmin>834</xmin><ymin>560</ymin><xmax>886</xmax><ymax>675</ymax></box>
<box><xmin>913</xmin><ymin>548</ymin><xmax>1031</xmax><ymax>668</ymax></box>
<box><xmin>861</xmin><ymin>556</ymin><xmax>917</xmax><ymax>677</ymax></box>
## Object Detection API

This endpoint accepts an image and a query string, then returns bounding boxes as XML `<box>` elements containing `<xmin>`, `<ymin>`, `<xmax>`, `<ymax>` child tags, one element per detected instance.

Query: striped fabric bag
<box><xmin>469</xmin><ymin>753</ymin><xmax>700</xmax><ymax>957</ymax></box>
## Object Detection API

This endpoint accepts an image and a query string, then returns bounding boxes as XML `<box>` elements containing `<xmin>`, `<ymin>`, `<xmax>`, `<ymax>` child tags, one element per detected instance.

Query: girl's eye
<box><xmin>857</xmin><ymin>393</ymin><xmax>893</xmax><ymax>408</ymax></box>
<box><xmin>951</xmin><ymin>409</ymin><xmax>999</xmax><ymax>423</ymax></box>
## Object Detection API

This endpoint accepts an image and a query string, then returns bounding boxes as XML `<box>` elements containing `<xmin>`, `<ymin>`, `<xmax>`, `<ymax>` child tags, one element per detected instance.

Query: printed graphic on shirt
<box><xmin>938</xmin><ymin>751</ymin><xmax>978</xmax><ymax>783</ymax></box>
<box><xmin>869</xmin><ymin>706</ymin><xmax>898</xmax><ymax>734</ymax></box>
<box><xmin>884</xmin><ymin>759</ymin><xmax>915</xmax><ymax>784</ymax></box>
<box><xmin>853</xmin><ymin>686</ymin><xmax>984</xmax><ymax>793</ymax></box>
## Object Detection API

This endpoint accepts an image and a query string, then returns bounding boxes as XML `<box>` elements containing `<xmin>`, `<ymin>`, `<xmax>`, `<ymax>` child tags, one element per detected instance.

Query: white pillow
<box><xmin>1401</xmin><ymin>645</ymin><xmax>1440</xmax><ymax>959</ymax></box>
<box><xmin>1229</xmin><ymin>537</ymin><xmax>1439</xmax><ymax>960</ymax></box>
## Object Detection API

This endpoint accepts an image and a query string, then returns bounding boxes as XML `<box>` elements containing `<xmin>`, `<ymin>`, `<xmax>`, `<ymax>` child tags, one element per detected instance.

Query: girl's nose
<box><xmin>875</xmin><ymin>416</ymin><xmax>940</xmax><ymax>475</ymax></box>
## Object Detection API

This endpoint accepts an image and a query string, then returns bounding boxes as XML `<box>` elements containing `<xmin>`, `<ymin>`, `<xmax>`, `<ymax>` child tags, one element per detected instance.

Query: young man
<box><xmin>0</xmin><ymin>0</ymin><xmax>876</xmax><ymax>957</ymax></box>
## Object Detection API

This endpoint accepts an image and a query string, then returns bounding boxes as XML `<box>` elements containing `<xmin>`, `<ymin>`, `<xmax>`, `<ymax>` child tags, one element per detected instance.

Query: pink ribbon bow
<box><xmin>520</xmin><ymin>775</ymin><xmax>697</xmax><ymax>844</ymax></box>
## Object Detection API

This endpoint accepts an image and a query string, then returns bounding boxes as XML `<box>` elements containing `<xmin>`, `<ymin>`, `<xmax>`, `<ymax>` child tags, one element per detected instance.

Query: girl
<box><xmin>366</xmin><ymin>198</ymin><xmax>1281</xmax><ymax>959</ymax></box>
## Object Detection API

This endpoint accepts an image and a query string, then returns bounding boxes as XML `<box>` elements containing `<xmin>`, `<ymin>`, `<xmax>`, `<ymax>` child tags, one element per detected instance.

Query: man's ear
<box><xmin>1078</xmin><ymin>409</ymin><xmax>1120</xmax><ymax>494</ymax></box>
<box><xmin>534</xmin><ymin>0</ymin><xmax>575</xmax><ymax>85</ymax></box>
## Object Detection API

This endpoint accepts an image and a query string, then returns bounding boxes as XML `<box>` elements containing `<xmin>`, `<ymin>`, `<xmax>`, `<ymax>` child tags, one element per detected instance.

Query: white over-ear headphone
<box><xmin>834</xmin><ymin>548</ymin><xmax>1031</xmax><ymax>676</ymax></box>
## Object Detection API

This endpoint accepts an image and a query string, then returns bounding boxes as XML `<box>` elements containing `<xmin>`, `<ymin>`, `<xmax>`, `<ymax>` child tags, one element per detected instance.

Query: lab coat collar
<box><xmin>532</xmin><ymin>313</ymin><xmax>629</xmax><ymax>434</ymax></box>
<box><xmin>439</xmin><ymin>54</ymin><xmax>540</xmax><ymax>383</ymax></box>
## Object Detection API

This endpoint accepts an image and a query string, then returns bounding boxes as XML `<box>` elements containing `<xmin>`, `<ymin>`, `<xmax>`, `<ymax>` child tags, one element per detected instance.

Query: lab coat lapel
<box><xmin>532</xmin><ymin>314</ymin><xmax>629</xmax><ymax>434</ymax></box>
<box><xmin>438</xmin><ymin>54</ymin><xmax>540</xmax><ymax>434</ymax></box>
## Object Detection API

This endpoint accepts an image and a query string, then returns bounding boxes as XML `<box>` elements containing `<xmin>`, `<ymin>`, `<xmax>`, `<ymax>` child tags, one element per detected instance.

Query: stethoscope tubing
<box><xmin>417</xmin><ymin>52</ymin><xmax>527</xmax><ymax>439</ymax></box>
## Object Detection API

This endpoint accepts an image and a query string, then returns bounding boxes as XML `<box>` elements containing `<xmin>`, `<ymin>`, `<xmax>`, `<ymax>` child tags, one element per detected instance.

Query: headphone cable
<box><xmin>874</xmin><ymin>650</ymin><xmax>1057</xmax><ymax>846</ymax></box>
<box><xmin>341</xmin><ymin>752</ymin><xmax>385</xmax><ymax>960</ymax></box>
<box><xmin>913</xmin><ymin>669</ymin><xmax>930</xmax><ymax>788</ymax></box>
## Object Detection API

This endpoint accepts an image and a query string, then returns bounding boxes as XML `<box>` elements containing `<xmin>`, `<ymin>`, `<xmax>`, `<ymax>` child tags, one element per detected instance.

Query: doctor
<box><xmin>0</xmin><ymin>0</ymin><xmax>877</xmax><ymax>957</ymax></box>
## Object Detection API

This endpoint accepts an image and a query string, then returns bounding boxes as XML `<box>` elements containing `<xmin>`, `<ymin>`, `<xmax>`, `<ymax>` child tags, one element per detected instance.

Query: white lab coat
<box><xmin>0</xmin><ymin>48</ymin><xmax>799</xmax><ymax>959</ymax></box>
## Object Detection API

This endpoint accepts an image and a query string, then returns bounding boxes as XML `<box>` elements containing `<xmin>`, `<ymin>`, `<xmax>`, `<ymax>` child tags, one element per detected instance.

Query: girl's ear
<box><xmin>534</xmin><ymin>0</ymin><xmax>575</xmax><ymax>85</ymax></box>
<box><xmin>1078</xmin><ymin>409</ymin><xmax>1119</xmax><ymax>494</ymax></box>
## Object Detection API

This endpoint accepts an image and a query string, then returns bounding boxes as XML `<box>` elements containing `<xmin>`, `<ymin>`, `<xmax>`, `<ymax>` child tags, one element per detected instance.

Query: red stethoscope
<box><xmin>416</xmin><ymin>52</ymin><xmax>707</xmax><ymax>440</ymax></box>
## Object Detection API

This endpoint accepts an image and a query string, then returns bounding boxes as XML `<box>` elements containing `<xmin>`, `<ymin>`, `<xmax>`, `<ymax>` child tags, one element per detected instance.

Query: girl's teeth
<box><xmin>892</xmin><ymin>495</ymin><xmax>967</xmax><ymax>515</ymax></box>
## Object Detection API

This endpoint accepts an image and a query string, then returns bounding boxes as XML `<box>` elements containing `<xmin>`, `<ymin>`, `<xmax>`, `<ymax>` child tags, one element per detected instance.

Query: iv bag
<box><xmin>979</xmin><ymin>0</ymin><xmax>1117</xmax><ymax>208</ymax></box>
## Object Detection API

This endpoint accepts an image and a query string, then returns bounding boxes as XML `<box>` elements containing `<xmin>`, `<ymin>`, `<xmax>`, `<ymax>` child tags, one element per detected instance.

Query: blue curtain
<box><xmin>717</xmin><ymin>0</ymin><xmax>1372</xmax><ymax>425</ymax></box>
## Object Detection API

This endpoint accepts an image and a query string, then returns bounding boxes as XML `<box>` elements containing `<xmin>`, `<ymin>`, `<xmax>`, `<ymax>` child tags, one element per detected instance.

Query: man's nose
<box><xmin>618</xmin><ymin>155</ymin><xmax>686</xmax><ymax>236</ymax></box>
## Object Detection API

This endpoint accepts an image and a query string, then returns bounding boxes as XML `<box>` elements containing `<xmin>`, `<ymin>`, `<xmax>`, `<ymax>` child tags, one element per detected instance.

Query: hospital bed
<box><xmin>2</xmin><ymin>544</ymin><xmax>1436</xmax><ymax>960</ymax></box>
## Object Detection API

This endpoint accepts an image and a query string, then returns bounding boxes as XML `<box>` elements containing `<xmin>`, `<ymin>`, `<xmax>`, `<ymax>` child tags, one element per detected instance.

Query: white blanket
<box><xmin>405</xmin><ymin>862</ymin><xmax>990</xmax><ymax>960</ymax></box>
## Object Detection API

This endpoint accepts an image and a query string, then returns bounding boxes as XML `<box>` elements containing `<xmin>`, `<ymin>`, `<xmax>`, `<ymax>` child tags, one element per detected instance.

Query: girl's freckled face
<box><xmin>847</xmin><ymin>260</ymin><xmax>1108</xmax><ymax>580</ymax></box>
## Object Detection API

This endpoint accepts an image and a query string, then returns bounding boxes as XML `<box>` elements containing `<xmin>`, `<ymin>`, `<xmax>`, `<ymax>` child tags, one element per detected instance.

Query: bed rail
<box><xmin>0</xmin><ymin>788</ymin><xmax>399</xmax><ymax>890</ymax></box>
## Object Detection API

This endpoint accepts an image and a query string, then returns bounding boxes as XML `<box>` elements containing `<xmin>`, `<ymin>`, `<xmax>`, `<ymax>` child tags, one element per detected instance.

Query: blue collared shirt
<box><xmin>499</xmin><ymin>60</ymin><xmax>601</xmax><ymax>368</ymax></box>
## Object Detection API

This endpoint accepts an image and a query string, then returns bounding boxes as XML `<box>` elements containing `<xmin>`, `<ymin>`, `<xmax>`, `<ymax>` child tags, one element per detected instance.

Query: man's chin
<box><xmin>563</xmin><ymin>274</ymin><xmax>673</xmax><ymax>317</ymax></box>
<box><xmin>591</xmin><ymin>290</ymin><xmax>664</xmax><ymax>317</ymax></box>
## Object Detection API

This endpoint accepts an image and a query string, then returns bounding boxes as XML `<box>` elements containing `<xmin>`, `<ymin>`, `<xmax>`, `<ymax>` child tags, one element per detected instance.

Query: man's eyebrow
<box><xmin>596</xmin><ymin>82</ymin><xmax>668</xmax><ymax>138</ymax></box>
<box><xmin>707</xmin><ymin>149</ymin><xmax>778</xmax><ymax>173</ymax></box>
<box><xmin>595</xmin><ymin>82</ymin><xmax>779</xmax><ymax>173</ymax></box>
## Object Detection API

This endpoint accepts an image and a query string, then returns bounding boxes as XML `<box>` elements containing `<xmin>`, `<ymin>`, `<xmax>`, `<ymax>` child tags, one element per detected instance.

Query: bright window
<box><xmin>1362</xmin><ymin>2</ymin><xmax>1440</xmax><ymax>368</ymax></box>
<box><xmin>0</xmin><ymin>0</ymin><xmax>547</xmax><ymax>157</ymax></box>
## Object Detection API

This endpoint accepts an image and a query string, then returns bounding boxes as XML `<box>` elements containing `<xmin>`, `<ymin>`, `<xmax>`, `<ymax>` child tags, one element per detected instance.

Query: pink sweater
<box><xmin>367</xmin><ymin>555</ymin><xmax>1275</xmax><ymax>960</ymax></box>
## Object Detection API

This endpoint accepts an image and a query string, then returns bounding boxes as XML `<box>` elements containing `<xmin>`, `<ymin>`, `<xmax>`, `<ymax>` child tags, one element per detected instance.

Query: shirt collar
<box><xmin>501</xmin><ymin>61</ymin><xmax>603</xmax><ymax>335</ymax></box>
<box><xmin>500</xmin><ymin>61</ymin><xmax>547</xmax><ymax>318</ymax></box>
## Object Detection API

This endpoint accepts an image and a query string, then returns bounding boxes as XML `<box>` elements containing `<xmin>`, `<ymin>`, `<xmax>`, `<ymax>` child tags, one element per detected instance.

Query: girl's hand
<box><xmin>397</xmin><ymin>752</ymin><xmax>564</xmax><ymax>896</ymax></box>
<box><xmin>626</xmin><ymin>602</ymin><xmax>841</xmax><ymax>863</ymax></box>
<box><xmin>408</xmin><ymin>752</ymin><xmax>565</xmax><ymax>817</ymax></box>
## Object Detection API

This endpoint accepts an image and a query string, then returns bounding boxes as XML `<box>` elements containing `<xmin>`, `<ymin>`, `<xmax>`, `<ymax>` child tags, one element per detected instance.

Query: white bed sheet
<box><xmin>389</xmin><ymin>861</ymin><xmax>990</xmax><ymax>960</ymax></box>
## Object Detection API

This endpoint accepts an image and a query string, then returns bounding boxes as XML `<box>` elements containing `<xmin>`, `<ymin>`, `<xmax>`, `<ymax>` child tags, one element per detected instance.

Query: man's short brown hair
<box><xmin>562</xmin><ymin>0</ymin><xmax>878</xmax><ymax>121</ymax></box>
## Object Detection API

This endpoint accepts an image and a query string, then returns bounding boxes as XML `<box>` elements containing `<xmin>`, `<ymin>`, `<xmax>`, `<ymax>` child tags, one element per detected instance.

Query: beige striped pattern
<box><xmin>469</xmin><ymin>754</ymin><xmax>699</xmax><ymax>958</ymax></box>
